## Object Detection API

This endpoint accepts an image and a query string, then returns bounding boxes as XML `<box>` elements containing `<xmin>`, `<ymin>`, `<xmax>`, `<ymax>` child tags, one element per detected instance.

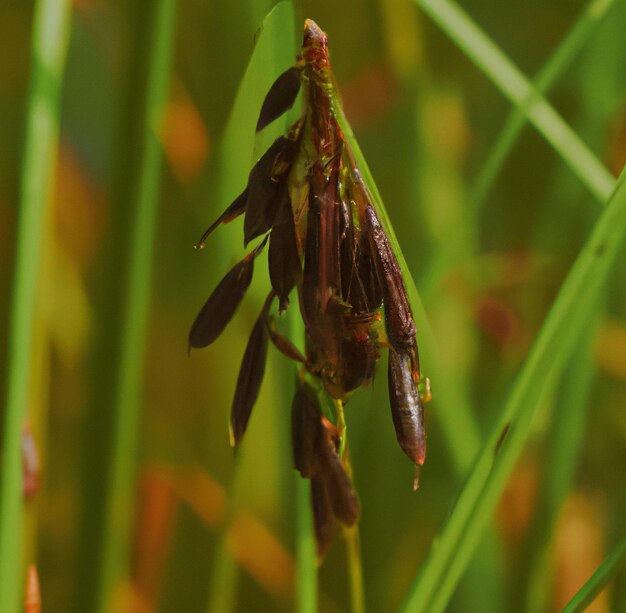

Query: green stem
<box><xmin>93</xmin><ymin>1</ymin><xmax>176</xmax><ymax>610</ymax></box>
<box><xmin>296</xmin><ymin>476</ymin><xmax>317</xmax><ymax>613</ymax></box>
<box><xmin>0</xmin><ymin>1</ymin><xmax>71</xmax><ymax>611</ymax></box>
<box><xmin>345</xmin><ymin>525</ymin><xmax>365</xmax><ymax>613</ymax></box>
<box><xmin>401</xmin><ymin>168</ymin><xmax>626</xmax><ymax>612</ymax></box>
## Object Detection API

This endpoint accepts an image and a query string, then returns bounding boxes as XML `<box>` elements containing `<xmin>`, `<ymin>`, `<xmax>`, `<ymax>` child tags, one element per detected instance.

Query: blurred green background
<box><xmin>1</xmin><ymin>0</ymin><xmax>626</xmax><ymax>611</ymax></box>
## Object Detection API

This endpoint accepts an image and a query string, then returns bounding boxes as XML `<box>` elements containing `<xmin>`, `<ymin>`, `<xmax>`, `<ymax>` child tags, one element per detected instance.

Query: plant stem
<box><xmin>93</xmin><ymin>1</ymin><xmax>176</xmax><ymax>610</ymax></box>
<box><xmin>0</xmin><ymin>1</ymin><xmax>71</xmax><ymax>611</ymax></box>
<box><xmin>345</xmin><ymin>524</ymin><xmax>365</xmax><ymax>613</ymax></box>
<box><xmin>296</xmin><ymin>476</ymin><xmax>317</xmax><ymax>613</ymax></box>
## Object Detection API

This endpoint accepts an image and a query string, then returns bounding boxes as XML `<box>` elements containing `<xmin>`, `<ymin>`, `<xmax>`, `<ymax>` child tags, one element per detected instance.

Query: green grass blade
<box><xmin>470</xmin><ymin>0</ymin><xmax>614</xmax><ymax>211</ymax></box>
<box><xmin>295</xmin><ymin>439</ymin><xmax>317</xmax><ymax>613</ymax></box>
<box><xmin>287</xmin><ymin>275</ymin><xmax>317</xmax><ymax>612</ymax></box>
<box><xmin>93</xmin><ymin>1</ymin><xmax>177</xmax><ymax>610</ymax></box>
<box><xmin>561</xmin><ymin>537</ymin><xmax>626</xmax><ymax>613</ymax></box>
<box><xmin>524</xmin><ymin>317</ymin><xmax>598</xmax><ymax>613</ymax></box>
<box><xmin>413</xmin><ymin>0</ymin><xmax>615</xmax><ymax>203</ymax></box>
<box><xmin>401</xmin><ymin>166</ymin><xmax>626</xmax><ymax>612</ymax></box>
<box><xmin>0</xmin><ymin>1</ymin><xmax>72</xmax><ymax>610</ymax></box>
<box><xmin>334</xmin><ymin>100</ymin><xmax>482</xmax><ymax>475</ymax></box>
<box><xmin>201</xmin><ymin>4</ymin><xmax>300</xmax><ymax>612</ymax></box>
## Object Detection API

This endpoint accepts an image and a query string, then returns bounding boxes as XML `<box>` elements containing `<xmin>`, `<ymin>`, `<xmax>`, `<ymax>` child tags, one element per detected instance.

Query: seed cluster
<box><xmin>190</xmin><ymin>19</ymin><xmax>429</xmax><ymax>556</ymax></box>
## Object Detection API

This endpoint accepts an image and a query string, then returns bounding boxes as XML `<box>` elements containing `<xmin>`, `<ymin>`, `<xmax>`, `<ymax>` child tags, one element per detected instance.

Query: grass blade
<box><xmin>470</xmin><ymin>0</ymin><xmax>615</xmax><ymax>211</ymax></box>
<box><xmin>93</xmin><ymin>1</ymin><xmax>177</xmax><ymax>609</ymax></box>
<box><xmin>413</xmin><ymin>0</ymin><xmax>615</xmax><ymax>203</ymax></box>
<box><xmin>401</xmin><ymin>166</ymin><xmax>626</xmax><ymax>612</ymax></box>
<box><xmin>561</xmin><ymin>537</ymin><xmax>626</xmax><ymax>613</ymax></box>
<box><xmin>524</xmin><ymin>316</ymin><xmax>598</xmax><ymax>613</ymax></box>
<box><xmin>295</xmin><ymin>464</ymin><xmax>317</xmax><ymax>613</ymax></box>
<box><xmin>0</xmin><ymin>1</ymin><xmax>72</xmax><ymax>611</ymax></box>
<box><xmin>200</xmin><ymin>3</ymin><xmax>300</xmax><ymax>611</ymax></box>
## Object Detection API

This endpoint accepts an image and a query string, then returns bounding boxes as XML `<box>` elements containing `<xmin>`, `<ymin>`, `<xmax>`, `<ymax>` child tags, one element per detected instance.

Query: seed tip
<box><xmin>413</xmin><ymin>464</ymin><xmax>422</xmax><ymax>491</ymax></box>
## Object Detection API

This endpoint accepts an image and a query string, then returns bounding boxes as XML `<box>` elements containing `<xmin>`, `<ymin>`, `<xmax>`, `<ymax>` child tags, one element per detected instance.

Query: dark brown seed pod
<box><xmin>229</xmin><ymin>293</ymin><xmax>273</xmax><ymax>446</ymax></box>
<box><xmin>310</xmin><ymin>477</ymin><xmax>337</xmax><ymax>559</ymax></box>
<box><xmin>244</xmin><ymin>136</ymin><xmax>297</xmax><ymax>246</ymax></box>
<box><xmin>188</xmin><ymin>236</ymin><xmax>268</xmax><ymax>349</ymax></box>
<box><xmin>256</xmin><ymin>66</ymin><xmax>301</xmax><ymax>132</ymax></box>
<box><xmin>268</xmin><ymin>185</ymin><xmax>302</xmax><ymax>311</ymax></box>
<box><xmin>266</xmin><ymin>315</ymin><xmax>306</xmax><ymax>364</ymax></box>
<box><xmin>336</xmin><ymin>326</ymin><xmax>378</xmax><ymax>394</ymax></box>
<box><xmin>291</xmin><ymin>383</ymin><xmax>321</xmax><ymax>478</ymax></box>
<box><xmin>195</xmin><ymin>188</ymin><xmax>248</xmax><ymax>250</ymax></box>
<box><xmin>317</xmin><ymin>416</ymin><xmax>360</xmax><ymax>526</ymax></box>
<box><xmin>388</xmin><ymin>347</ymin><xmax>426</xmax><ymax>468</ymax></box>
<box><xmin>365</xmin><ymin>205</ymin><xmax>417</xmax><ymax>351</ymax></box>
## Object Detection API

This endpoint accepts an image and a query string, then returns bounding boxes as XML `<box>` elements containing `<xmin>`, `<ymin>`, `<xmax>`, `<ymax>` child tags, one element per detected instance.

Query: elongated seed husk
<box><xmin>244</xmin><ymin>135</ymin><xmax>297</xmax><ymax>246</ymax></box>
<box><xmin>196</xmin><ymin>188</ymin><xmax>248</xmax><ymax>249</ymax></box>
<box><xmin>256</xmin><ymin>66</ymin><xmax>301</xmax><ymax>132</ymax></box>
<box><xmin>388</xmin><ymin>347</ymin><xmax>426</xmax><ymax>465</ymax></box>
<box><xmin>230</xmin><ymin>303</ymin><xmax>270</xmax><ymax>445</ymax></box>
<box><xmin>188</xmin><ymin>237</ymin><xmax>268</xmax><ymax>349</ymax></box>
<box><xmin>310</xmin><ymin>476</ymin><xmax>337</xmax><ymax>559</ymax></box>
<box><xmin>291</xmin><ymin>384</ymin><xmax>320</xmax><ymax>478</ymax></box>
<box><xmin>268</xmin><ymin>185</ymin><xmax>301</xmax><ymax>311</ymax></box>
<box><xmin>267</xmin><ymin>316</ymin><xmax>306</xmax><ymax>363</ymax></box>
<box><xmin>365</xmin><ymin>205</ymin><xmax>417</xmax><ymax>350</ymax></box>
<box><xmin>317</xmin><ymin>416</ymin><xmax>360</xmax><ymax>525</ymax></box>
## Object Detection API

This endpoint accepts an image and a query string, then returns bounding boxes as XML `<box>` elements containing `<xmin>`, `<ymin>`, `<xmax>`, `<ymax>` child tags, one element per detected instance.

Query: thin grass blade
<box><xmin>413</xmin><ymin>0</ymin><xmax>615</xmax><ymax>203</ymax></box>
<box><xmin>561</xmin><ymin>537</ymin><xmax>626</xmax><ymax>613</ymax></box>
<box><xmin>470</xmin><ymin>0</ymin><xmax>615</xmax><ymax>211</ymax></box>
<box><xmin>401</xmin><ymin>167</ymin><xmax>626</xmax><ymax>613</ymax></box>
<box><xmin>0</xmin><ymin>1</ymin><xmax>71</xmax><ymax>611</ymax></box>
<box><xmin>92</xmin><ymin>1</ymin><xmax>177</xmax><ymax>609</ymax></box>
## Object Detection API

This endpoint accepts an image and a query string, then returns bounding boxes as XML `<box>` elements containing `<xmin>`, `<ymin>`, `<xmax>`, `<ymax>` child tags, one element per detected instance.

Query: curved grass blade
<box><xmin>561</xmin><ymin>537</ymin><xmax>626</xmax><ymax>613</ymax></box>
<box><xmin>188</xmin><ymin>236</ymin><xmax>268</xmax><ymax>349</ymax></box>
<box><xmin>401</xmin><ymin>168</ymin><xmax>626</xmax><ymax>613</ymax></box>
<box><xmin>229</xmin><ymin>293</ymin><xmax>272</xmax><ymax>446</ymax></box>
<box><xmin>256</xmin><ymin>66</ymin><xmax>301</xmax><ymax>132</ymax></box>
<box><xmin>0</xmin><ymin>1</ymin><xmax>71</xmax><ymax>610</ymax></box>
<box><xmin>413</xmin><ymin>0</ymin><xmax>615</xmax><ymax>203</ymax></box>
<box><xmin>201</xmin><ymin>4</ymin><xmax>303</xmax><ymax>613</ymax></box>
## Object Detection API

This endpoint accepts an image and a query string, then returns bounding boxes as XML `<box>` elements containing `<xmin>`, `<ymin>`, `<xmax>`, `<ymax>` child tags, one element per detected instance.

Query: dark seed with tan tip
<box><xmin>188</xmin><ymin>237</ymin><xmax>268</xmax><ymax>349</ymax></box>
<box><xmin>388</xmin><ymin>347</ymin><xmax>426</xmax><ymax>467</ymax></box>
